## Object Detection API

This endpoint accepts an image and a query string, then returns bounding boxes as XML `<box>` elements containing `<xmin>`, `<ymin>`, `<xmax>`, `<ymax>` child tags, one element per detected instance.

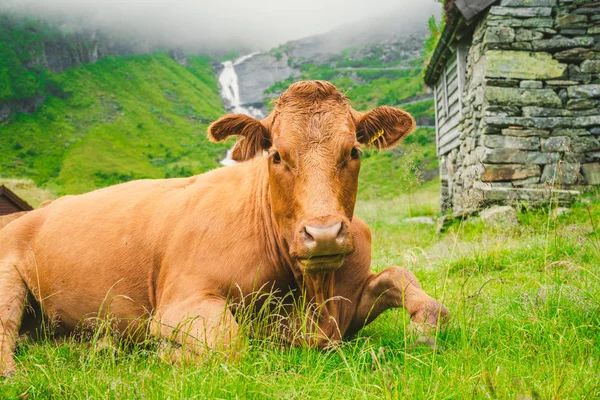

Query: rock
<box><xmin>479</xmin><ymin>206</ymin><xmax>519</xmax><ymax>226</ymax></box>
<box><xmin>234</xmin><ymin>53</ymin><xmax>300</xmax><ymax>110</ymax></box>
<box><xmin>542</xmin><ymin>136</ymin><xmax>570</xmax><ymax>152</ymax></box>
<box><xmin>564</xmin><ymin>152</ymin><xmax>585</xmax><ymax>163</ymax></box>
<box><xmin>486</xmin><ymin>78</ymin><xmax>521</xmax><ymax>87</ymax></box>
<box><xmin>486</xmin><ymin>50</ymin><xmax>567</xmax><ymax>80</ymax></box>
<box><xmin>436</xmin><ymin>216</ymin><xmax>450</xmax><ymax>234</ymax></box>
<box><xmin>557</xmin><ymin>13</ymin><xmax>589</xmax><ymax>27</ymax></box>
<box><xmin>481</xmin><ymin>148</ymin><xmax>561</xmax><ymax>164</ymax></box>
<box><xmin>567</xmin><ymin>65</ymin><xmax>592</xmax><ymax>83</ymax></box>
<box><xmin>581</xmin><ymin>60</ymin><xmax>600</xmax><ymax>73</ymax></box>
<box><xmin>486</xmin><ymin>115</ymin><xmax>600</xmax><ymax>129</ymax></box>
<box><xmin>571</xmin><ymin>136</ymin><xmax>600</xmax><ymax>153</ymax></box>
<box><xmin>481</xmin><ymin>164</ymin><xmax>541</xmax><ymax>181</ymax></box>
<box><xmin>404</xmin><ymin>217</ymin><xmax>435</xmax><ymax>226</ymax></box>
<box><xmin>484</xmin><ymin>26</ymin><xmax>515</xmax><ymax>45</ymax></box>
<box><xmin>490</xmin><ymin>6</ymin><xmax>552</xmax><ymax>17</ymax></box>
<box><xmin>566</xmin><ymin>98</ymin><xmax>596</xmax><ymax>109</ymax></box>
<box><xmin>488</xmin><ymin>17</ymin><xmax>554</xmax><ymax>28</ymax></box>
<box><xmin>501</xmin><ymin>0</ymin><xmax>556</xmax><ymax>5</ymax></box>
<box><xmin>582</xmin><ymin>163</ymin><xmax>600</xmax><ymax>184</ymax></box>
<box><xmin>481</xmin><ymin>135</ymin><xmax>540</xmax><ymax>150</ymax></box>
<box><xmin>552</xmin><ymin>207</ymin><xmax>573</xmax><ymax>217</ymax></box>
<box><xmin>522</xmin><ymin>107</ymin><xmax>599</xmax><ymax>117</ymax></box>
<box><xmin>502</xmin><ymin>128</ymin><xmax>550</xmax><ymax>137</ymax></box>
<box><xmin>515</xmin><ymin>29</ymin><xmax>545</xmax><ymax>42</ymax></box>
<box><xmin>482</xmin><ymin>187</ymin><xmax>580</xmax><ymax>203</ymax></box>
<box><xmin>585</xmin><ymin>152</ymin><xmax>600</xmax><ymax>162</ymax></box>
<box><xmin>512</xmin><ymin>42</ymin><xmax>533</xmax><ymax>50</ymax></box>
<box><xmin>551</xmin><ymin>128</ymin><xmax>590</xmax><ymax>136</ymax></box>
<box><xmin>541</xmin><ymin>163</ymin><xmax>581</xmax><ymax>184</ymax></box>
<box><xmin>486</xmin><ymin>87</ymin><xmax>562</xmax><ymax>107</ymax></box>
<box><xmin>520</xmin><ymin>80</ymin><xmax>544</xmax><ymax>89</ymax></box>
<box><xmin>485</xmin><ymin>105</ymin><xmax>521</xmax><ymax>116</ymax></box>
<box><xmin>567</xmin><ymin>84</ymin><xmax>600</xmax><ymax>98</ymax></box>
<box><xmin>559</xmin><ymin>28</ymin><xmax>588</xmax><ymax>36</ymax></box>
<box><xmin>167</xmin><ymin>49</ymin><xmax>188</xmax><ymax>67</ymax></box>
<box><xmin>574</xmin><ymin>7</ymin><xmax>600</xmax><ymax>15</ymax></box>
<box><xmin>589</xmin><ymin>27</ymin><xmax>600</xmax><ymax>35</ymax></box>
<box><xmin>532</xmin><ymin>37</ymin><xmax>594</xmax><ymax>51</ymax></box>
<box><xmin>554</xmin><ymin>48</ymin><xmax>599</xmax><ymax>61</ymax></box>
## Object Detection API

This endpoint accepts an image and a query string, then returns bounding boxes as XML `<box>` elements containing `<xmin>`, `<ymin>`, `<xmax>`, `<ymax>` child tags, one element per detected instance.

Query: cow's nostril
<box><xmin>336</xmin><ymin>223</ymin><xmax>346</xmax><ymax>244</ymax></box>
<box><xmin>302</xmin><ymin>227</ymin><xmax>315</xmax><ymax>244</ymax></box>
<box><xmin>302</xmin><ymin>222</ymin><xmax>344</xmax><ymax>255</ymax></box>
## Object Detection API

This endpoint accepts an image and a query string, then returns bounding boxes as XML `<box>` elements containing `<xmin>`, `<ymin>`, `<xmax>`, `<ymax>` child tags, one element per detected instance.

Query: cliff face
<box><xmin>219</xmin><ymin>30</ymin><xmax>428</xmax><ymax>116</ymax></box>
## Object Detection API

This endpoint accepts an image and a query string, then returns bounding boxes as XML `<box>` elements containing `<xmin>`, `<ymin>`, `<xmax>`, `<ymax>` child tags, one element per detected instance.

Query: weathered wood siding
<box><xmin>435</xmin><ymin>47</ymin><xmax>467</xmax><ymax>156</ymax></box>
<box><xmin>0</xmin><ymin>196</ymin><xmax>21</xmax><ymax>216</ymax></box>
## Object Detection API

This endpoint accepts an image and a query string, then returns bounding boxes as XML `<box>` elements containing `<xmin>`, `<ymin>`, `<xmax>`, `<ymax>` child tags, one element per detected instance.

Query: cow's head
<box><xmin>209</xmin><ymin>81</ymin><xmax>415</xmax><ymax>273</ymax></box>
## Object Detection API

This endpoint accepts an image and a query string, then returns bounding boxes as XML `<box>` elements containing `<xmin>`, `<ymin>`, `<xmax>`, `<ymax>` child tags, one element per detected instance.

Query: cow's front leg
<box><xmin>347</xmin><ymin>266</ymin><xmax>449</xmax><ymax>336</ymax></box>
<box><xmin>150</xmin><ymin>295</ymin><xmax>239</xmax><ymax>358</ymax></box>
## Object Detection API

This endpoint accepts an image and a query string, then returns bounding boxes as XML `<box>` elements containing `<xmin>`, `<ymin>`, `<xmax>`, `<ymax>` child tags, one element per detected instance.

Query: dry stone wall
<box><xmin>446</xmin><ymin>0</ymin><xmax>600</xmax><ymax>215</ymax></box>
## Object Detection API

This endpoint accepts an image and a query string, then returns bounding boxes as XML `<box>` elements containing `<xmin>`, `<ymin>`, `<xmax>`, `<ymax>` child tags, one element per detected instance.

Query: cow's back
<box><xmin>0</xmin><ymin>164</ymin><xmax>264</xmax><ymax>332</ymax></box>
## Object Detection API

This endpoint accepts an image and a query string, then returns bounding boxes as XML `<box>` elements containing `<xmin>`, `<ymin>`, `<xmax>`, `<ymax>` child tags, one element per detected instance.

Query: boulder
<box><xmin>479</xmin><ymin>206</ymin><xmax>519</xmax><ymax>226</ymax></box>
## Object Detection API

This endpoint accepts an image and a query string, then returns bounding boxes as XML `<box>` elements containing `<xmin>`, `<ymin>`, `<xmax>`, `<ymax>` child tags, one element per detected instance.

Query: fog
<box><xmin>0</xmin><ymin>0</ymin><xmax>442</xmax><ymax>52</ymax></box>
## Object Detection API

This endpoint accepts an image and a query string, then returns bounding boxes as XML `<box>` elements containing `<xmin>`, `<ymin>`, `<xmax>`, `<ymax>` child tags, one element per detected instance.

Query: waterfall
<box><xmin>218</xmin><ymin>53</ymin><xmax>265</xmax><ymax>166</ymax></box>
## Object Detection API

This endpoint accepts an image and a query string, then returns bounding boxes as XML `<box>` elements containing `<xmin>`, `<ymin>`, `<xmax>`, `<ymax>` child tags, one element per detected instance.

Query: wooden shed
<box><xmin>0</xmin><ymin>185</ymin><xmax>33</xmax><ymax>216</ymax></box>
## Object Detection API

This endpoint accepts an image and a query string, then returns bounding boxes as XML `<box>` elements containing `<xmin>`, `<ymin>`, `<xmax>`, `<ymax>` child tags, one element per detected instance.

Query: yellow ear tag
<box><xmin>369</xmin><ymin>129</ymin><xmax>385</xmax><ymax>144</ymax></box>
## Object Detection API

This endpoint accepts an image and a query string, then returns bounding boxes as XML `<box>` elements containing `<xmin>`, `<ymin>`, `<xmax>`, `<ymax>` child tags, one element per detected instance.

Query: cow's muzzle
<box><xmin>291</xmin><ymin>217</ymin><xmax>354</xmax><ymax>272</ymax></box>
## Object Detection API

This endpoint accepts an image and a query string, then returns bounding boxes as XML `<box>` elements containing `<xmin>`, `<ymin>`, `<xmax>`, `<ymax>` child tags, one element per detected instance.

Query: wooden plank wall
<box><xmin>0</xmin><ymin>197</ymin><xmax>21</xmax><ymax>216</ymax></box>
<box><xmin>435</xmin><ymin>47</ymin><xmax>467</xmax><ymax>156</ymax></box>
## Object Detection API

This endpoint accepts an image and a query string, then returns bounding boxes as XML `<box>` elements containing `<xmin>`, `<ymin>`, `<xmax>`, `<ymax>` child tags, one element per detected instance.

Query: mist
<box><xmin>0</xmin><ymin>0</ymin><xmax>442</xmax><ymax>53</ymax></box>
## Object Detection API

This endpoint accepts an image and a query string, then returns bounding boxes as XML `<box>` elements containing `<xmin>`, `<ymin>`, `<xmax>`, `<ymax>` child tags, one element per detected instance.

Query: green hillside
<box><xmin>1</xmin><ymin>53</ymin><xmax>229</xmax><ymax>195</ymax></box>
<box><xmin>0</xmin><ymin>17</ymin><xmax>436</xmax><ymax>202</ymax></box>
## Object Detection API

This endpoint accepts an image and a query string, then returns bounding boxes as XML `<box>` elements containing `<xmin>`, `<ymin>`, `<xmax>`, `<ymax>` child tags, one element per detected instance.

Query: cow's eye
<box><xmin>351</xmin><ymin>147</ymin><xmax>360</xmax><ymax>160</ymax></box>
<box><xmin>272</xmin><ymin>152</ymin><xmax>281</xmax><ymax>164</ymax></box>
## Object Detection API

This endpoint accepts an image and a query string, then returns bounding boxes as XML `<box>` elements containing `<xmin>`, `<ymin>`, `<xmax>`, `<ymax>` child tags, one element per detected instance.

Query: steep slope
<box><xmin>1</xmin><ymin>52</ymin><xmax>227</xmax><ymax>195</ymax></box>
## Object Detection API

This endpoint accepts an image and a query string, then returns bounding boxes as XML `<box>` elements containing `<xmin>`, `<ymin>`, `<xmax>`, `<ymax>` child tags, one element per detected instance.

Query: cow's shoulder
<box><xmin>350</xmin><ymin>216</ymin><xmax>371</xmax><ymax>244</ymax></box>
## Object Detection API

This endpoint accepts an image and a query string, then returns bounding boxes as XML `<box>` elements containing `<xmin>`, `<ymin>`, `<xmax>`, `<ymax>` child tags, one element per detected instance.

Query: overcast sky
<box><xmin>0</xmin><ymin>0</ymin><xmax>442</xmax><ymax>52</ymax></box>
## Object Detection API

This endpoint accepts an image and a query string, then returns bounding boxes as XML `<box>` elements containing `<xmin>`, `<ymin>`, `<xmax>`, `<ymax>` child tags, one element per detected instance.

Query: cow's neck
<box><xmin>253</xmin><ymin>159</ymin><xmax>341</xmax><ymax>343</ymax></box>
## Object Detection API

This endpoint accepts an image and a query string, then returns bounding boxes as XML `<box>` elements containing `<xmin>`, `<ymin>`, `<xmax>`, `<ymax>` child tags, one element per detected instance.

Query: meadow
<box><xmin>1</xmin><ymin>178</ymin><xmax>599</xmax><ymax>399</ymax></box>
<box><xmin>1</xmin><ymin>15</ymin><xmax>599</xmax><ymax>399</ymax></box>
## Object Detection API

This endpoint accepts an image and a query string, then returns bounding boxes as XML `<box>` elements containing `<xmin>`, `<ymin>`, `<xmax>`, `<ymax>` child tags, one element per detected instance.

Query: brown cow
<box><xmin>0</xmin><ymin>81</ymin><xmax>448</xmax><ymax>376</ymax></box>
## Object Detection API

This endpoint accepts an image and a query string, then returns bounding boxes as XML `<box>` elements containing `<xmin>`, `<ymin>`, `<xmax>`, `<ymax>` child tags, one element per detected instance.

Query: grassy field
<box><xmin>2</xmin><ymin>181</ymin><xmax>599</xmax><ymax>398</ymax></box>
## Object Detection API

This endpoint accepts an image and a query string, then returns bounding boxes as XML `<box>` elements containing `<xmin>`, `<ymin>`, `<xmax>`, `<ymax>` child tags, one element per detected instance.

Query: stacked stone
<box><xmin>449</xmin><ymin>0</ymin><xmax>600</xmax><ymax>215</ymax></box>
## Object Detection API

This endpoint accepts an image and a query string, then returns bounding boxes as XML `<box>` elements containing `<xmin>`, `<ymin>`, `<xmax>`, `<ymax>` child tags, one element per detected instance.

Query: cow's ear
<box><xmin>207</xmin><ymin>114</ymin><xmax>271</xmax><ymax>161</ymax></box>
<box><xmin>355</xmin><ymin>106</ymin><xmax>416</xmax><ymax>149</ymax></box>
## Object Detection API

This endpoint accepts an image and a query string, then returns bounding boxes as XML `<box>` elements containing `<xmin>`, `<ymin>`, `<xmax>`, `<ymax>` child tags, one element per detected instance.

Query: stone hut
<box><xmin>424</xmin><ymin>0</ymin><xmax>600</xmax><ymax>215</ymax></box>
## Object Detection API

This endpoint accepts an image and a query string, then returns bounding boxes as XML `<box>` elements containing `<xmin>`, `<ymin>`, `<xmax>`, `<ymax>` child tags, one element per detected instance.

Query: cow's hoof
<box><xmin>410</xmin><ymin>298</ymin><xmax>449</xmax><ymax>334</ymax></box>
<box><xmin>0</xmin><ymin>358</ymin><xmax>16</xmax><ymax>378</ymax></box>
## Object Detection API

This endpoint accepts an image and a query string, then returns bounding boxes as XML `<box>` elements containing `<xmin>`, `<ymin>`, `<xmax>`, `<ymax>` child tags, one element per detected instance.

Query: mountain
<box><xmin>0</xmin><ymin>10</ymin><xmax>438</xmax><ymax>202</ymax></box>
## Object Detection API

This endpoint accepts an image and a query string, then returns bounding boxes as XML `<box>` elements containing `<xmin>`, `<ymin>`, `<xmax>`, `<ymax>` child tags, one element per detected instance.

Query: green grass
<box><xmin>2</xmin><ymin>186</ymin><xmax>600</xmax><ymax>398</ymax></box>
<box><xmin>0</xmin><ymin>52</ymin><xmax>228</xmax><ymax>195</ymax></box>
